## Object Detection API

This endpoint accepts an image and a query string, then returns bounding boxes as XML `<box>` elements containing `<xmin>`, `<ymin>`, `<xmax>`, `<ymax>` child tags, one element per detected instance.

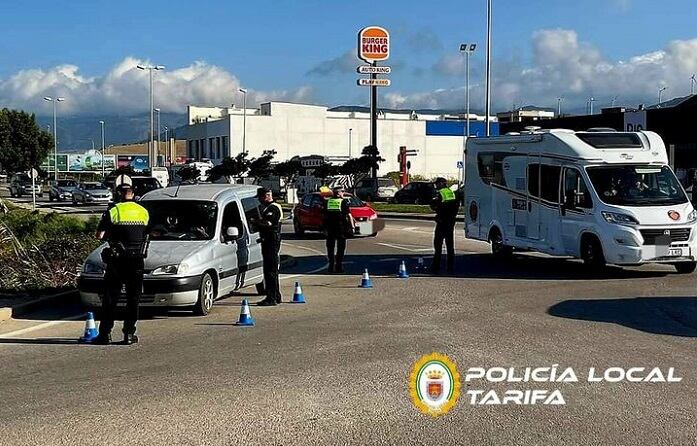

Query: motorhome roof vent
<box><xmin>506</xmin><ymin>132</ymin><xmax>521</xmax><ymax>136</ymax></box>
<box><xmin>586</xmin><ymin>127</ymin><xmax>617</xmax><ymax>132</ymax></box>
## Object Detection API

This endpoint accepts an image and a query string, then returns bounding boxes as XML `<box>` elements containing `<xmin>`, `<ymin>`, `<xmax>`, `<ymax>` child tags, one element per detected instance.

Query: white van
<box><xmin>464</xmin><ymin>129</ymin><xmax>697</xmax><ymax>273</ymax></box>
<box><xmin>78</xmin><ymin>184</ymin><xmax>266</xmax><ymax>315</ymax></box>
<box><xmin>150</xmin><ymin>166</ymin><xmax>170</xmax><ymax>187</ymax></box>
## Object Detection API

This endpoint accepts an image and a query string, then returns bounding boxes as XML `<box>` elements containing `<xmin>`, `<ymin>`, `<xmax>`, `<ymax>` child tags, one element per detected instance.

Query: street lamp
<box><xmin>163</xmin><ymin>125</ymin><xmax>169</xmax><ymax>165</ymax></box>
<box><xmin>459</xmin><ymin>43</ymin><xmax>477</xmax><ymax>137</ymax></box>
<box><xmin>556</xmin><ymin>97</ymin><xmax>563</xmax><ymax>117</ymax></box>
<box><xmin>658</xmin><ymin>86</ymin><xmax>667</xmax><ymax>106</ymax></box>
<box><xmin>691</xmin><ymin>75</ymin><xmax>696</xmax><ymax>95</ymax></box>
<box><xmin>136</xmin><ymin>64</ymin><xmax>165</xmax><ymax>169</ymax></box>
<box><xmin>99</xmin><ymin>120</ymin><xmax>106</xmax><ymax>177</ymax></box>
<box><xmin>43</xmin><ymin>96</ymin><xmax>65</xmax><ymax>180</ymax></box>
<box><xmin>484</xmin><ymin>0</ymin><xmax>492</xmax><ymax>136</ymax></box>
<box><xmin>154</xmin><ymin>107</ymin><xmax>161</xmax><ymax>165</ymax></box>
<box><xmin>348</xmin><ymin>128</ymin><xmax>353</xmax><ymax>158</ymax></box>
<box><xmin>239</xmin><ymin>88</ymin><xmax>248</xmax><ymax>154</ymax></box>
<box><xmin>588</xmin><ymin>97</ymin><xmax>596</xmax><ymax>115</ymax></box>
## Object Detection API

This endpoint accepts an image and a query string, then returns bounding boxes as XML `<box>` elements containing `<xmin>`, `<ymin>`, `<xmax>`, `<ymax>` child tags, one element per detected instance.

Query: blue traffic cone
<box><xmin>291</xmin><ymin>281</ymin><xmax>306</xmax><ymax>304</ymax></box>
<box><xmin>234</xmin><ymin>299</ymin><xmax>255</xmax><ymax>326</ymax></box>
<box><xmin>397</xmin><ymin>261</ymin><xmax>410</xmax><ymax>278</ymax></box>
<box><xmin>360</xmin><ymin>269</ymin><xmax>373</xmax><ymax>288</ymax></box>
<box><xmin>78</xmin><ymin>312</ymin><xmax>99</xmax><ymax>343</ymax></box>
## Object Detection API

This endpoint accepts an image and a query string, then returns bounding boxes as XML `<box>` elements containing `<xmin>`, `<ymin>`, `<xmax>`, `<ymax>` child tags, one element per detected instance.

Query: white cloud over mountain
<box><xmin>0</xmin><ymin>57</ymin><xmax>314</xmax><ymax>116</ymax></box>
<box><xmin>392</xmin><ymin>29</ymin><xmax>697</xmax><ymax>112</ymax></box>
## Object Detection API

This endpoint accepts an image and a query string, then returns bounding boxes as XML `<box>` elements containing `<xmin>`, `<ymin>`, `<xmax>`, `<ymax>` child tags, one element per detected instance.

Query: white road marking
<box><xmin>0</xmin><ymin>314</ymin><xmax>84</xmax><ymax>339</ymax></box>
<box><xmin>376</xmin><ymin>242</ymin><xmax>432</xmax><ymax>253</ymax></box>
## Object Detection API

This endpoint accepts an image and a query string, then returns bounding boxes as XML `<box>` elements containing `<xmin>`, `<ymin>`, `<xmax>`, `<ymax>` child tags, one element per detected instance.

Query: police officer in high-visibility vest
<box><xmin>429</xmin><ymin>177</ymin><xmax>459</xmax><ymax>274</ymax></box>
<box><xmin>93</xmin><ymin>176</ymin><xmax>150</xmax><ymax>345</ymax></box>
<box><xmin>323</xmin><ymin>187</ymin><xmax>355</xmax><ymax>273</ymax></box>
<box><xmin>251</xmin><ymin>187</ymin><xmax>283</xmax><ymax>306</ymax></box>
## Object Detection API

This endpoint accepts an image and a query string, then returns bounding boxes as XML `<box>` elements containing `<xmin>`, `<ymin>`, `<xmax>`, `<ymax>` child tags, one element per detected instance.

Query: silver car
<box><xmin>78</xmin><ymin>184</ymin><xmax>265</xmax><ymax>315</ymax></box>
<box><xmin>72</xmin><ymin>182</ymin><xmax>112</xmax><ymax>204</ymax></box>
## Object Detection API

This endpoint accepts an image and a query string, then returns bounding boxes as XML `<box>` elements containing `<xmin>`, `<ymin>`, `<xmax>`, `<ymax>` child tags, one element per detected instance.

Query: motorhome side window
<box><xmin>528</xmin><ymin>164</ymin><xmax>561</xmax><ymax>203</ymax></box>
<box><xmin>477</xmin><ymin>153</ymin><xmax>508</xmax><ymax>186</ymax></box>
<box><xmin>563</xmin><ymin>168</ymin><xmax>592</xmax><ymax>209</ymax></box>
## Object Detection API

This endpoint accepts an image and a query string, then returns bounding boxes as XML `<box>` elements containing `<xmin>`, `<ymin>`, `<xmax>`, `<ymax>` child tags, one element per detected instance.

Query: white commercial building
<box><xmin>185</xmin><ymin>102</ymin><xmax>499</xmax><ymax>179</ymax></box>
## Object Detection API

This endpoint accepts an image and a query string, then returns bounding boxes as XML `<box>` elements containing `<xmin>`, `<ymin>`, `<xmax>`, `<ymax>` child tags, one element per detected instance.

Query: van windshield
<box><xmin>141</xmin><ymin>200</ymin><xmax>218</xmax><ymax>241</ymax></box>
<box><xmin>586</xmin><ymin>165</ymin><xmax>687</xmax><ymax>207</ymax></box>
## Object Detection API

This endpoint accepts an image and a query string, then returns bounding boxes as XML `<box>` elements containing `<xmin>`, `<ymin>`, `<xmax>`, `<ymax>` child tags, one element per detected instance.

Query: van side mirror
<box><xmin>225</xmin><ymin>226</ymin><xmax>240</xmax><ymax>241</ymax></box>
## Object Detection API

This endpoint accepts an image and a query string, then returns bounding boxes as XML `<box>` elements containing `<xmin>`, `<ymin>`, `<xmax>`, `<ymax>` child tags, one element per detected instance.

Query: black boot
<box><xmin>257</xmin><ymin>299</ymin><xmax>277</xmax><ymax>307</ymax></box>
<box><xmin>123</xmin><ymin>334</ymin><xmax>139</xmax><ymax>345</ymax></box>
<box><xmin>92</xmin><ymin>334</ymin><xmax>112</xmax><ymax>345</ymax></box>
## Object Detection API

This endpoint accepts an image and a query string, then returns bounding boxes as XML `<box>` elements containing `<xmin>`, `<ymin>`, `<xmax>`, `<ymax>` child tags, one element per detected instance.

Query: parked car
<box><xmin>78</xmin><ymin>184</ymin><xmax>266</xmax><ymax>315</ymax></box>
<box><xmin>72</xmin><ymin>182</ymin><xmax>112</xmax><ymax>205</ymax></box>
<box><xmin>8</xmin><ymin>173</ymin><xmax>42</xmax><ymax>198</ymax></box>
<box><xmin>392</xmin><ymin>181</ymin><xmax>437</xmax><ymax>204</ymax></box>
<box><xmin>293</xmin><ymin>192</ymin><xmax>380</xmax><ymax>236</ymax></box>
<box><xmin>130</xmin><ymin>176</ymin><xmax>162</xmax><ymax>199</ymax></box>
<box><xmin>353</xmin><ymin>177</ymin><xmax>399</xmax><ymax>202</ymax></box>
<box><xmin>48</xmin><ymin>179</ymin><xmax>78</xmax><ymax>202</ymax></box>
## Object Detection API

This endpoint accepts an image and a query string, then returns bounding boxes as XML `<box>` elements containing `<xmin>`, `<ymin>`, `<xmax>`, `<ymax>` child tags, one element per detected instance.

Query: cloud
<box><xmin>0</xmin><ymin>57</ymin><xmax>314</xmax><ymax>116</ymax></box>
<box><xmin>613</xmin><ymin>0</ymin><xmax>632</xmax><ymax>12</ymax></box>
<box><xmin>307</xmin><ymin>50</ymin><xmax>361</xmax><ymax>76</ymax></box>
<box><xmin>384</xmin><ymin>29</ymin><xmax>697</xmax><ymax>112</ymax></box>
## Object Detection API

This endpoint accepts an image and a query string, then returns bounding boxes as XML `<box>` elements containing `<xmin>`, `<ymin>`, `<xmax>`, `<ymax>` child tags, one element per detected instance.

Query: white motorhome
<box><xmin>464</xmin><ymin>129</ymin><xmax>697</xmax><ymax>273</ymax></box>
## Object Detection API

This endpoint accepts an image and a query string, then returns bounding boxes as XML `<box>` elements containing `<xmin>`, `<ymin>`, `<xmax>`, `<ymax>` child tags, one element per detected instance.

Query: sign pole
<box><xmin>370</xmin><ymin>61</ymin><xmax>378</xmax><ymax>179</ymax></box>
<box><xmin>31</xmin><ymin>174</ymin><xmax>36</xmax><ymax>211</ymax></box>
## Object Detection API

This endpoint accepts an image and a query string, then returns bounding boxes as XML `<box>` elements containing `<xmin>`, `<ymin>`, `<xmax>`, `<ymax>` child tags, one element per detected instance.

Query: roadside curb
<box><xmin>0</xmin><ymin>289</ymin><xmax>79</xmax><ymax>322</ymax></box>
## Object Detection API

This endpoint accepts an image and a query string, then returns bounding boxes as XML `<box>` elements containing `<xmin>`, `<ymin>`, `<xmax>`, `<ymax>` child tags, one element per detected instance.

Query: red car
<box><xmin>293</xmin><ymin>192</ymin><xmax>379</xmax><ymax>236</ymax></box>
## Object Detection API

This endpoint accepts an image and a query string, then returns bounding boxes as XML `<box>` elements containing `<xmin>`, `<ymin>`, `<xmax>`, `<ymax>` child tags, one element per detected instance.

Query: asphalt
<box><xmin>1</xmin><ymin>219</ymin><xmax>696</xmax><ymax>445</ymax></box>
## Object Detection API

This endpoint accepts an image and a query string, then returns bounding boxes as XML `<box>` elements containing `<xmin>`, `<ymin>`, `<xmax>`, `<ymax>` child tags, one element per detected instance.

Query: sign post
<box><xmin>28</xmin><ymin>168</ymin><xmax>38</xmax><ymax>211</ymax></box>
<box><xmin>358</xmin><ymin>26</ymin><xmax>390</xmax><ymax>179</ymax></box>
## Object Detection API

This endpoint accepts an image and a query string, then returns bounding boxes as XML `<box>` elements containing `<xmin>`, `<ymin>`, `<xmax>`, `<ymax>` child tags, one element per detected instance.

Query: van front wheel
<box><xmin>674</xmin><ymin>262</ymin><xmax>697</xmax><ymax>274</ymax></box>
<box><xmin>581</xmin><ymin>236</ymin><xmax>606</xmax><ymax>269</ymax></box>
<box><xmin>193</xmin><ymin>273</ymin><xmax>215</xmax><ymax>316</ymax></box>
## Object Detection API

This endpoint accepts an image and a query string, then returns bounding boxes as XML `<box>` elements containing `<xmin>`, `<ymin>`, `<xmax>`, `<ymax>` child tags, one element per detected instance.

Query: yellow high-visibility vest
<box><xmin>327</xmin><ymin>198</ymin><xmax>343</xmax><ymax>211</ymax></box>
<box><xmin>109</xmin><ymin>201</ymin><xmax>150</xmax><ymax>225</ymax></box>
<box><xmin>439</xmin><ymin>187</ymin><xmax>456</xmax><ymax>202</ymax></box>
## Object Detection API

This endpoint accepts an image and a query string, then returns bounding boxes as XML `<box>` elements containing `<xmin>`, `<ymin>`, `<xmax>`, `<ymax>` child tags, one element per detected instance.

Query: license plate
<box><xmin>668</xmin><ymin>248</ymin><xmax>683</xmax><ymax>256</ymax></box>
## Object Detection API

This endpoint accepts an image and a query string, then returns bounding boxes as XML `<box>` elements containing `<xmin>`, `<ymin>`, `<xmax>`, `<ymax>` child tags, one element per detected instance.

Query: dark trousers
<box><xmin>326</xmin><ymin>233</ymin><xmax>347</xmax><ymax>272</ymax></box>
<box><xmin>432</xmin><ymin>221</ymin><xmax>455</xmax><ymax>272</ymax></box>
<box><xmin>261</xmin><ymin>234</ymin><xmax>282</xmax><ymax>303</ymax></box>
<box><xmin>100</xmin><ymin>258</ymin><xmax>144</xmax><ymax>336</ymax></box>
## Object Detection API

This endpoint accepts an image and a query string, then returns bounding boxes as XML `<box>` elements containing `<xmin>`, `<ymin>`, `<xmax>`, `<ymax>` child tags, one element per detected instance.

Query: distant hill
<box><xmin>35</xmin><ymin>112</ymin><xmax>187</xmax><ymax>152</ymax></box>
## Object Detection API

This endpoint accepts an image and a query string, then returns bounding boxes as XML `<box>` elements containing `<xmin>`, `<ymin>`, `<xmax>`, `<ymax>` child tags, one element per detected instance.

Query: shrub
<box><xmin>0</xmin><ymin>204</ymin><xmax>101</xmax><ymax>291</ymax></box>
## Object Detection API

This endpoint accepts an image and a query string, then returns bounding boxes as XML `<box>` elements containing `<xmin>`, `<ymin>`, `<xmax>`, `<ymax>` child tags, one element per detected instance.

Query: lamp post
<box><xmin>459</xmin><ymin>43</ymin><xmax>477</xmax><ymax>137</ymax></box>
<box><xmin>136</xmin><ymin>64</ymin><xmax>165</xmax><ymax>169</ymax></box>
<box><xmin>43</xmin><ymin>96</ymin><xmax>65</xmax><ymax>180</ymax></box>
<box><xmin>348</xmin><ymin>128</ymin><xmax>353</xmax><ymax>158</ymax></box>
<box><xmin>154</xmin><ymin>107</ymin><xmax>161</xmax><ymax>166</ymax></box>
<box><xmin>484</xmin><ymin>0</ymin><xmax>492</xmax><ymax>136</ymax></box>
<box><xmin>589</xmin><ymin>97</ymin><xmax>596</xmax><ymax>115</ymax></box>
<box><xmin>658</xmin><ymin>86</ymin><xmax>667</xmax><ymax>106</ymax></box>
<box><xmin>99</xmin><ymin>120</ymin><xmax>105</xmax><ymax>177</ymax></box>
<box><xmin>556</xmin><ymin>97</ymin><xmax>563</xmax><ymax>117</ymax></box>
<box><xmin>239</xmin><ymin>88</ymin><xmax>247</xmax><ymax>154</ymax></box>
<box><xmin>163</xmin><ymin>126</ymin><xmax>169</xmax><ymax>165</ymax></box>
<box><xmin>691</xmin><ymin>75</ymin><xmax>696</xmax><ymax>95</ymax></box>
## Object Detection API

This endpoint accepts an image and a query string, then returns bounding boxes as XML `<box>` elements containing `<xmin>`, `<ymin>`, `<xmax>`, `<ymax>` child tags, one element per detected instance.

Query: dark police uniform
<box><xmin>255</xmin><ymin>200</ymin><xmax>283</xmax><ymax>305</ymax></box>
<box><xmin>323</xmin><ymin>196</ymin><xmax>351</xmax><ymax>273</ymax></box>
<box><xmin>430</xmin><ymin>186</ymin><xmax>459</xmax><ymax>273</ymax></box>
<box><xmin>95</xmin><ymin>199</ymin><xmax>149</xmax><ymax>344</ymax></box>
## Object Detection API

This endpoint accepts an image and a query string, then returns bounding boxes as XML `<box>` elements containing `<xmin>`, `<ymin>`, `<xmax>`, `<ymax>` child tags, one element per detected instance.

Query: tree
<box><xmin>311</xmin><ymin>163</ymin><xmax>339</xmax><ymax>180</ymax></box>
<box><xmin>361</xmin><ymin>144</ymin><xmax>384</xmax><ymax>178</ymax></box>
<box><xmin>273</xmin><ymin>159</ymin><xmax>304</xmax><ymax>186</ymax></box>
<box><xmin>0</xmin><ymin>108</ymin><xmax>53</xmax><ymax>174</ymax></box>
<box><xmin>176</xmin><ymin>164</ymin><xmax>201</xmax><ymax>183</ymax></box>
<box><xmin>208</xmin><ymin>152</ymin><xmax>249</xmax><ymax>182</ymax></box>
<box><xmin>248</xmin><ymin>150</ymin><xmax>276</xmax><ymax>181</ymax></box>
<box><xmin>338</xmin><ymin>148</ymin><xmax>384</xmax><ymax>185</ymax></box>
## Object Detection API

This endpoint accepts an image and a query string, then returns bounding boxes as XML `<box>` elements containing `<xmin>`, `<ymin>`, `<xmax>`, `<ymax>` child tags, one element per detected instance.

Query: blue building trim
<box><xmin>425</xmin><ymin>121</ymin><xmax>499</xmax><ymax>137</ymax></box>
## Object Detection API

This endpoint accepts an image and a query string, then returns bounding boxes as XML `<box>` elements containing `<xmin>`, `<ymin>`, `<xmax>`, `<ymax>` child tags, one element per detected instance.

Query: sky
<box><xmin>1</xmin><ymin>0</ymin><xmax>697</xmax><ymax>117</ymax></box>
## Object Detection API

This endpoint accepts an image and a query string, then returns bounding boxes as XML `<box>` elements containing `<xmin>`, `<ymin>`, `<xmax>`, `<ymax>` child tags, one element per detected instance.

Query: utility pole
<box><xmin>43</xmin><ymin>96</ymin><xmax>65</xmax><ymax>180</ymax></box>
<box><xmin>136</xmin><ymin>64</ymin><xmax>165</xmax><ymax>169</ymax></box>
<box><xmin>484</xmin><ymin>0</ymin><xmax>492</xmax><ymax>136</ymax></box>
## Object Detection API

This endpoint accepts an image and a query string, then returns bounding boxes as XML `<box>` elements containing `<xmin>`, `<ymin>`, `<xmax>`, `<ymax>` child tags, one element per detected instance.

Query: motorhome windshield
<box><xmin>586</xmin><ymin>165</ymin><xmax>687</xmax><ymax>207</ymax></box>
<box><xmin>142</xmin><ymin>200</ymin><xmax>218</xmax><ymax>241</ymax></box>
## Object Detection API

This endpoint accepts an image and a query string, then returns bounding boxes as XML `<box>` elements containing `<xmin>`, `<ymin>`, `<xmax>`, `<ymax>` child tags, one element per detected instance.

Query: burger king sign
<box><xmin>358</xmin><ymin>26</ymin><xmax>390</xmax><ymax>63</ymax></box>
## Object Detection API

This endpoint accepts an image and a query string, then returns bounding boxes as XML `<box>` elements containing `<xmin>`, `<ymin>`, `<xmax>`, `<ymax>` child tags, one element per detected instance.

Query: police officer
<box><xmin>252</xmin><ymin>187</ymin><xmax>283</xmax><ymax>306</ymax></box>
<box><xmin>93</xmin><ymin>177</ymin><xmax>150</xmax><ymax>345</ymax></box>
<box><xmin>430</xmin><ymin>177</ymin><xmax>459</xmax><ymax>274</ymax></box>
<box><xmin>323</xmin><ymin>187</ymin><xmax>354</xmax><ymax>273</ymax></box>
